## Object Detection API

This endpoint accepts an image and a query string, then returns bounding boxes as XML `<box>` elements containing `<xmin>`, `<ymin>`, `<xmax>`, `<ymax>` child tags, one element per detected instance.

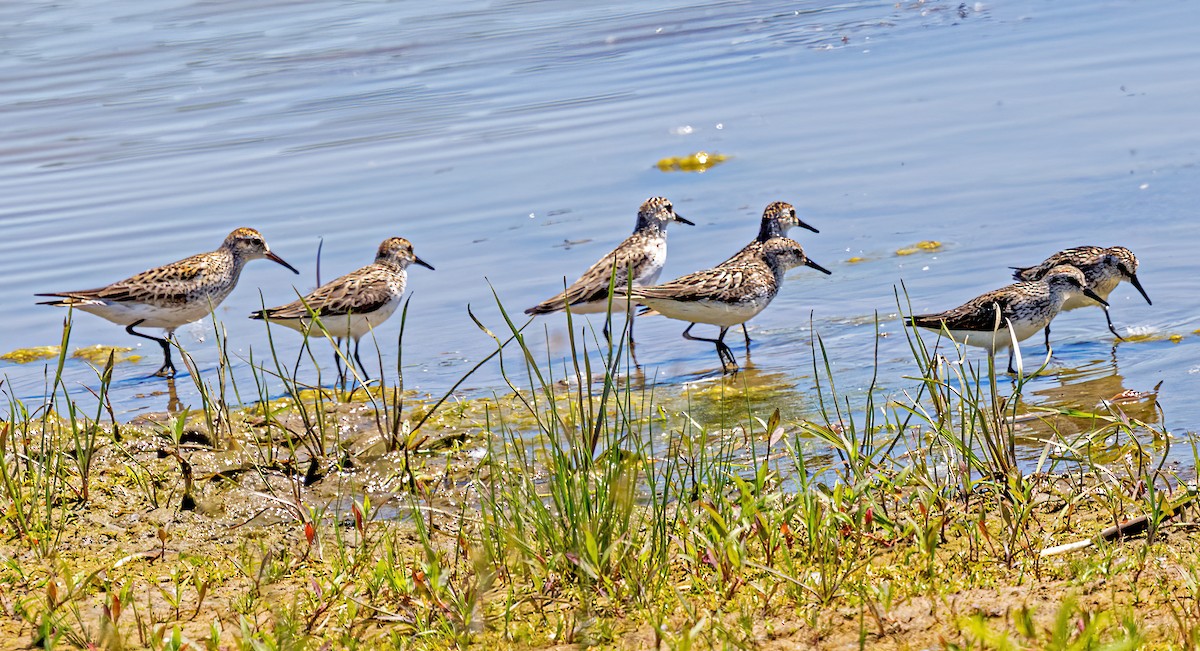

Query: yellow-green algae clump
<box><xmin>1</xmin><ymin>346</ymin><xmax>61</xmax><ymax>363</ymax></box>
<box><xmin>1</xmin><ymin>345</ymin><xmax>143</xmax><ymax>364</ymax></box>
<box><xmin>72</xmin><ymin>345</ymin><xmax>141</xmax><ymax>364</ymax></box>
<box><xmin>655</xmin><ymin>151</ymin><xmax>729</xmax><ymax>172</ymax></box>
<box><xmin>895</xmin><ymin>240</ymin><xmax>942</xmax><ymax>256</ymax></box>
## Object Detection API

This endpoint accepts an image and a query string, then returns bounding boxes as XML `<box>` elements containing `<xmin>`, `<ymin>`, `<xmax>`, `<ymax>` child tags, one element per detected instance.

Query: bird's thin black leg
<box><xmin>1006</xmin><ymin>347</ymin><xmax>1016</xmax><ymax>375</ymax></box>
<box><xmin>682</xmin><ymin>323</ymin><xmax>714</xmax><ymax>343</ymax></box>
<box><xmin>333</xmin><ymin>338</ymin><xmax>345</xmax><ymax>388</ymax></box>
<box><xmin>684</xmin><ymin>324</ymin><xmax>739</xmax><ymax>373</ymax></box>
<box><xmin>716</xmin><ymin>327</ymin><xmax>738</xmax><ymax>373</ymax></box>
<box><xmin>126</xmin><ymin>320</ymin><xmax>175</xmax><ymax>377</ymax></box>
<box><xmin>352</xmin><ymin>340</ymin><xmax>371</xmax><ymax>382</ymax></box>
<box><xmin>627</xmin><ymin>307</ymin><xmax>636</xmax><ymax>348</ymax></box>
<box><xmin>741</xmin><ymin>324</ymin><xmax>752</xmax><ymax>349</ymax></box>
<box><xmin>1043</xmin><ymin>325</ymin><xmax>1051</xmax><ymax>351</ymax></box>
<box><xmin>1102</xmin><ymin>306</ymin><xmax>1125</xmax><ymax>341</ymax></box>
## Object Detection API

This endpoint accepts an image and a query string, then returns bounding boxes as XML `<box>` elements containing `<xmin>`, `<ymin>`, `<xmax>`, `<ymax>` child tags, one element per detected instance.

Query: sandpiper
<box><xmin>720</xmin><ymin>201</ymin><xmax>820</xmax><ymax>346</ymax></box>
<box><xmin>904</xmin><ymin>265</ymin><xmax>1109</xmax><ymax>374</ymax></box>
<box><xmin>525</xmin><ymin>196</ymin><xmax>693</xmax><ymax>344</ymax></box>
<box><xmin>251</xmin><ymin>237</ymin><xmax>433</xmax><ymax>379</ymax></box>
<box><xmin>621</xmin><ymin>236</ymin><xmax>831</xmax><ymax>373</ymax></box>
<box><xmin>1011</xmin><ymin>245</ymin><xmax>1151</xmax><ymax>346</ymax></box>
<box><xmin>37</xmin><ymin>228</ymin><xmax>299</xmax><ymax>377</ymax></box>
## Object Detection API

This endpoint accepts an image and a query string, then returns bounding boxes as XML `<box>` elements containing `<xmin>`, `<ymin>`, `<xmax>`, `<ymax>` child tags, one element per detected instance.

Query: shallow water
<box><xmin>2</xmin><ymin>1</ymin><xmax>1198</xmax><ymax>458</ymax></box>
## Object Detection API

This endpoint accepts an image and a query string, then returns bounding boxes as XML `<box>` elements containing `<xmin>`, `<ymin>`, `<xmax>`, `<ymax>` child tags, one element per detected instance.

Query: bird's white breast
<box><xmin>635</xmin><ymin>239</ymin><xmax>668</xmax><ymax>286</ymax></box>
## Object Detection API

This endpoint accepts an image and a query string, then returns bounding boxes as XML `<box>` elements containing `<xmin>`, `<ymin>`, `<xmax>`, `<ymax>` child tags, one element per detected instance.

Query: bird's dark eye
<box><xmin>790</xmin><ymin>209</ymin><xmax>796</xmax><ymax>218</ymax></box>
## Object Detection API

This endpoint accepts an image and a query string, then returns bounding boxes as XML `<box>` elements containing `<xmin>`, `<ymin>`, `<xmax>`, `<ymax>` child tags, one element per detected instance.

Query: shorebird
<box><xmin>525</xmin><ymin>196</ymin><xmax>693</xmax><ymax>345</ymax></box>
<box><xmin>905</xmin><ymin>265</ymin><xmax>1109</xmax><ymax>374</ymax></box>
<box><xmin>37</xmin><ymin>227</ymin><xmax>299</xmax><ymax>377</ymax></box>
<box><xmin>621</xmin><ymin>236</ymin><xmax>831</xmax><ymax>373</ymax></box>
<box><xmin>720</xmin><ymin>201</ymin><xmax>820</xmax><ymax>346</ymax></box>
<box><xmin>251</xmin><ymin>237</ymin><xmax>433</xmax><ymax>379</ymax></box>
<box><xmin>1010</xmin><ymin>246</ymin><xmax>1150</xmax><ymax>346</ymax></box>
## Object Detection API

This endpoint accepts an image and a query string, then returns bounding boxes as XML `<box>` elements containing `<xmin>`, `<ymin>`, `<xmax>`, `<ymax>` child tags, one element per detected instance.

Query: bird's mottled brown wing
<box><xmin>39</xmin><ymin>253</ymin><xmax>212</xmax><ymax>306</ymax></box>
<box><xmin>260</xmin><ymin>266</ymin><xmax>396</xmax><ymax>319</ymax></box>
<box><xmin>1011</xmin><ymin>246</ymin><xmax>1104</xmax><ymax>281</ymax></box>
<box><xmin>631</xmin><ymin>262</ymin><xmax>773</xmax><ymax>304</ymax></box>
<box><xmin>908</xmin><ymin>286</ymin><xmax>1024</xmax><ymax>332</ymax></box>
<box><xmin>525</xmin><ymin>233</ymin><xmax>653</xmax><ymax>315</ymax></box>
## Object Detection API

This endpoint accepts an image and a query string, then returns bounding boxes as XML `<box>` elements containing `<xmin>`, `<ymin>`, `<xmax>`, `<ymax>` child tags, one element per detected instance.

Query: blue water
<box><xmin>2</xmin><ymin>1</ymin><xmax>1198</xmax><ymax>451</ymax></box>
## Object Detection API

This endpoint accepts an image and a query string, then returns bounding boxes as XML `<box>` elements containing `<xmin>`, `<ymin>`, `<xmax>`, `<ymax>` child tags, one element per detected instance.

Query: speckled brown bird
<box><xmin>622</xmin><ymin>236</ymin><xmax>830</xmax><ymax>373</ymax></box>
<box><xmin>1011</xmin><ymin>245</ymin><xmax>1150</xmax><ymax>345</ymax></box>
<box><xmin>38</xmin><ymin>227</ymin><xmax>298</xmax><ymax>377</ymax></box>
<box><xmin>525</xmin><ymin>196</ymin><xmax>693</xmax><ymax>344</ymax></box>
<box><xmin>251</xmin><ymin>237</ymin><xmax>433</xmax><ymax>379</ymax></box>
<box><xmin>719</xmin><ymin>201</ymin><xmax>820</xmax><ymax>346</ymax></box>
<box><xmin>905</xmin><ymin>265</ymin><xmax>1108</xmax><ymax>373</ymax></box>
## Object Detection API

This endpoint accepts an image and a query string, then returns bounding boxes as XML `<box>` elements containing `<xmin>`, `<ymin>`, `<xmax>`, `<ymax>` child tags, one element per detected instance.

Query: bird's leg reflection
<box><xmin>626</xmin><ymin>307</ymin><xmax>636</xmax><ymax>349</ymax></box>
<box><xmin>165</xmin><ymin>377</ymin><xmax>183</xmax><ymax>415</ymax></box>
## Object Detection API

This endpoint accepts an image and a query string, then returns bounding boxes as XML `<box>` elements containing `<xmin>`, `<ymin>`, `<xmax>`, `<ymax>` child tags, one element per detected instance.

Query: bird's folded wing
<box><xmin>530</xmin><ymin>239</ymin><xmax>649</xmax><ymax>311</ymax></box>
<box><xmin>633</xmin><ymin>267</ymin><xmax>751</xmax><ymax>303</ymax></box>
<box><xmin>264</xmin><ymin>268</ymin><xmax>393</xmax><ymax>318</ymax></box>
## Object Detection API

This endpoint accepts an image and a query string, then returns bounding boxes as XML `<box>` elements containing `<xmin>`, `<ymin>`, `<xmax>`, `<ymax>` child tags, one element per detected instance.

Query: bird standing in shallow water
<box><xmin>38</xmin><ymin>227</ymin><xmax>299</xmax><ymax>377</ymax></box>
<box><xmin>251</xmin><ymin>237</ymin><xmax>433</xmax><ymax>380</ymax></box>
<box><xmin>621</xmin><ymin>236</ymin><xmax>831</xmax><ymax>374</ymax></box>
<box><xmin>1010</xmin><ymin>245</ymin><xmax>1150</xmax><ymax>346</ymax></box>
<box><xmin>719</xmin><ymin>201</ymin><xmax>820</xmax><ymax>346</ymax></box>
<box><xmin>905</xmin><ymin>265</ymin><xmax>1109</xmax><ymax>374</ymax></box>
<box><xmin>525</xmin><ymin>196</ymin><xmax>693</xmax><ymax>345</ymax></box>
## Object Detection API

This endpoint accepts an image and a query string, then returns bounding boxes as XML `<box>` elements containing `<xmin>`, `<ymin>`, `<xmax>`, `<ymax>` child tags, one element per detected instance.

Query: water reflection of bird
<box><xmin>37</xmin><ymin>228</ymin><xmax>299</xmax><ymax>377</ymax></box>
<box><xmin>670</xmin><ymin>365</ymin><xmax>799</xmax><ymax>427</ymax></box>
<box><xmin>1011</xmin><ymin>245</ymin><xmax>1151</xmax><ymax>346</ymax></box>
<box><xmin>525</xmin><ymin>197</ymin><xmax>693</xmax><ymax>345</ymax></box>
<box><xmin>905</xmin><ymin>266</ymin><xmax>1107</xmax><ymax>374</ymax></box>
<box><xmin>1021</xmin><ymin>362</ymin><xmax>1160</xmax><ymax>436</ymax></box>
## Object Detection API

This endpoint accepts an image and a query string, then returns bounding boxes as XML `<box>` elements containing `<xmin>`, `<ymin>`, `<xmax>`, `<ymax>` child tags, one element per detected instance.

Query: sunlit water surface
<box><xmin>2</xmin><ymin>0</ymin><xmax>1198</xmax><ymax>466</ymax></box>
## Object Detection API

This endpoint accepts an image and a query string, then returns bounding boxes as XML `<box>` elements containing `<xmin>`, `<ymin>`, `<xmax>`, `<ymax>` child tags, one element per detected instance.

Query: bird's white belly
<box><xmin>73</xmin><ymin>298</ymin><xmax>218</xmax><ymax>331</ymax></box>
<box><xmin>639</xmin><ymin>296</ymin><xmax>767</xmax><ymax>328</ymax></box>
<box><xmin>271</xmin><ymin>299</ymin><xmax>402</xmax><ymax>341</ymax></box>
<box><xmin>936</xmin><ymin>328</ymin><xmax>1013</xmax><ymax>353</ymax></box>
<box><xmin>934</xmin><ymin>319</ymin><xmax>1044</xmax><ymax>353</ymax></box>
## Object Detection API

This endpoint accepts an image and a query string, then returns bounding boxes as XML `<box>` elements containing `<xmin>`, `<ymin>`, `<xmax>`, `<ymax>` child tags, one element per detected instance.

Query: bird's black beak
<box><xmin>1082</xmin><ymin>287</ymin><xmax>1109</xmax><ymax>307</ymax></box>
<box><xmin>266</xmin><ymin>251</ymin><xmax>300</xmax><ymax>275</ymax></box>
<box><xmin>804</xmin><ymin>258</ymin><xmax>832</xmax><ymax>275</ymax></box>
<box><xmin>414</xmin><ymin>256</ymin><xmax>435</xmax><ymax>271</ymax></box>
<box><xmin>673</xmin><ymin>214</ymin><xmax>695</xmax><ymax>226</ymax></box>
<box><xmin>796</xmin><ymin>218</ymin><xmax>820</xmax><ymax>234</ymax></box>
<box><xmin>1128</xmin><ymin>273</ymin><xmax>1151</xmax><ymax>305</ymax></box>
